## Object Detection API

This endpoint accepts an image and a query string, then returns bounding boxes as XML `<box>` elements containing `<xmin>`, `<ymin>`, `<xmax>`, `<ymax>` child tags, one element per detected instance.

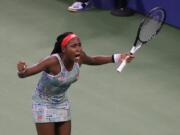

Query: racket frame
<box><xmin>117</xmin><ymin>7</ymin><xmax>166</xmax><ymax>73</ymax></box>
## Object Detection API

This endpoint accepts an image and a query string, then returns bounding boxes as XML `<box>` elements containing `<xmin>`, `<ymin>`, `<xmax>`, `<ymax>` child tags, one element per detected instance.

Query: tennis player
<box><xmin>17</xmin><ymin>32</ymin><xmax>134</xmax><ymax>135</ymax></box>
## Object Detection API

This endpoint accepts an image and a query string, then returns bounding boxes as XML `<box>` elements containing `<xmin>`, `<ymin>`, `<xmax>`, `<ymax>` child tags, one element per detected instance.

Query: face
<box><xmin>63</xmin><ymin>37</ymin><xmax>82</xmax><ymax>62</ymax></box>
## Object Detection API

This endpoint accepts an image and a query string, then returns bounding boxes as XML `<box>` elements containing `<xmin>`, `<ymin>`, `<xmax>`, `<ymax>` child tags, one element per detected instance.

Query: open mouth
<box><xmin>75</xmin><ymin>54</ymin><xmax>80</xmax><ymax>60</ymax></box>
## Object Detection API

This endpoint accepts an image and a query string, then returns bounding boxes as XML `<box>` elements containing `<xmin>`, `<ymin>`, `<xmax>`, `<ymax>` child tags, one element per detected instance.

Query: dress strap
<box><xmin>51</xmin><ymin>54</ymin><xmax>64</xmax><ymax>71</ymax></box>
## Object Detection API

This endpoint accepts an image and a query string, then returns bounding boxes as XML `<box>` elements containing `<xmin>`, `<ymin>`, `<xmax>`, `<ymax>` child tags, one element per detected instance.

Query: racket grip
<box><xmin>117</xmin><ymin>60</ymin><xmax>127</xmax><ymax>72</ymax></box>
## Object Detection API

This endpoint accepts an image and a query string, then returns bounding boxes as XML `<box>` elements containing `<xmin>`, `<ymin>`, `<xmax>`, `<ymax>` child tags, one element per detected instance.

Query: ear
<box><xmin>62</xmin><ymin>48</ymin><xmax>65</xmax><ymax>53</ymax></box>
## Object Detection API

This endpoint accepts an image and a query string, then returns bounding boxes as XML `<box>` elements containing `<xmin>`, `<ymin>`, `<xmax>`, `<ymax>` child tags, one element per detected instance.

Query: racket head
<box><xmin>135</xmin><ymin>7</ymin><xmax>166</xmax><ymax>45</ymax></box>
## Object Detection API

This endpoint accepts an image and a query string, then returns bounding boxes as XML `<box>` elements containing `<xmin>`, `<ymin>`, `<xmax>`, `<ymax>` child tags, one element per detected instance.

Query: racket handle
<box><xmin>117</xmin><ymin>60</ymin><xmax>127</xmax><ymax>72</ymax></box>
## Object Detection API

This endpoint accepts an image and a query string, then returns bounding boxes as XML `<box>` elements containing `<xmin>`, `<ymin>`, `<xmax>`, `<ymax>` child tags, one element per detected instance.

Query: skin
<box><xmin>17</xmin><ymin>36</ymin><xmax>134</xmax><ymax>135</ymax></box>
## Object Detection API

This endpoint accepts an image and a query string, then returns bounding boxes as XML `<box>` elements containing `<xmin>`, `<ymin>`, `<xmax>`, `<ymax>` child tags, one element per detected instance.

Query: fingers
<box><xmin>17</xmin><ymin>61</ymin><xmax>27</xmax><ymax>73</ymax></box>
<box><xmin>126</xmin><ymin>53</ymin><xmax>135</xmax><ymax>63</ymax></box>
<box><xmin>121</xmin><ymin>53</ymin><xmax>135</xmax><ymax>63</ymax></box>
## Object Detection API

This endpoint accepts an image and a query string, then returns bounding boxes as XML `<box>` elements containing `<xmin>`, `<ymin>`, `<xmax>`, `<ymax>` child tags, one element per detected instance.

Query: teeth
<box><xmin>75</xmin><ymin>54</ymin><xmax>80</xmax><ymax>61</ymax></box>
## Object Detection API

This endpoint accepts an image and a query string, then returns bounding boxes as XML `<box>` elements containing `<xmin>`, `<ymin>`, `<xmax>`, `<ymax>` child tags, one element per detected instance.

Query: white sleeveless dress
<box><xmin>32</xmin><ymin>54</ymin><xmax>80</xmax><ymax>123</ymax></box>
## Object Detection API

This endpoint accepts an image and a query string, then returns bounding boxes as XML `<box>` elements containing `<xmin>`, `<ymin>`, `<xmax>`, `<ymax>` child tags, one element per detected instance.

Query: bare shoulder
<box><xmin>41</xmin><ymin>54</ymin><xmax>59</xmax><ymax>63</ymax></box>
<box><xmin>37</xmin><ymin>54</ymin><xmax>60</xmax><ymax>68</ymax></box>
<box><xmin>79</xmin><ymin>50</ymin><xmax>86</xmax><ymax>65</ymax></box>
<box><xmin>79</xmin><ymin>50</ymin><xmax>93</xmax><ymax>65</ymax></box>
<box><xmin>80</xmin><ymin>50</ymin><xmax>86</xmax><ymax>58</ymax></box>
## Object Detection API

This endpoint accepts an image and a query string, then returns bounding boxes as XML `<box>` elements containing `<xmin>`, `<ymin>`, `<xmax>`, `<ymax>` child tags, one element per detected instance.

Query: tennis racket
<box><xmin>117</xmin><ymin>7</ymin><xmax>166</xmax><ymax>72</ymax></box>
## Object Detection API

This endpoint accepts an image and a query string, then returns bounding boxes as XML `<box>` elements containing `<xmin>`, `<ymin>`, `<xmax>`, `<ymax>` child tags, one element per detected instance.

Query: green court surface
<box><xmin>0</xmin><ymin>0</ymin><xmax>180</xmax><ymax>135</ymax></box>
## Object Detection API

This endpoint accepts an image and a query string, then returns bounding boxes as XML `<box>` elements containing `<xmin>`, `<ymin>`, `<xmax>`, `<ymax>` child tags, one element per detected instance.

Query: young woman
<box><xmin>17</xmin><ymin>32</ymin><xmax>134</xmax><ymax>135</ymax></box>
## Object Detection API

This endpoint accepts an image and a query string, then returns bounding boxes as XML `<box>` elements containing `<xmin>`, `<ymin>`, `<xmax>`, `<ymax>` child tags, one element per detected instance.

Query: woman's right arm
<box><xmin>17</xmin><ymin>56</ymin><xmax>57</xmax><ymax>78</ymax></box>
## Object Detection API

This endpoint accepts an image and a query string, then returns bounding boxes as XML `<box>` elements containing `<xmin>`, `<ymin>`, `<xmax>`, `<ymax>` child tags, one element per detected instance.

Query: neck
<box><xmin>60</xmin><ymin>54</ymin><xmax>74</xmax><ymax>71</ymax></box>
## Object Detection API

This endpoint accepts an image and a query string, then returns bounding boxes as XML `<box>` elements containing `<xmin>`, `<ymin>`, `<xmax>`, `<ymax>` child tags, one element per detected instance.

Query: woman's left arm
<box><xmin>79</xmin><ymin>50</ymin><xmax>134</xmax><ymax>66</ymax></box>
<box><xmin>80</xmin><ymin>51</ymin><xmax>113</xmax><ymax>65</ymax></box>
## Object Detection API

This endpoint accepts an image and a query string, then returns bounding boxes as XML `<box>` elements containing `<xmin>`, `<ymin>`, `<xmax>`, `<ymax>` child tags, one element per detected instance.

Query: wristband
<box><xmin>113</xmin><ymin>54</ymin><xmax>121</xmax><ymax>63</ymax></box>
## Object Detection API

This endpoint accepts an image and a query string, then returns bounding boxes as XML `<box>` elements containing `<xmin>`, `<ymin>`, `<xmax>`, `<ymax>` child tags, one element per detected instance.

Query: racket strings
<box><xmin>139</xmin><ymin>9</ymin><xmax>165</xmax><ymax>42</ymax></box>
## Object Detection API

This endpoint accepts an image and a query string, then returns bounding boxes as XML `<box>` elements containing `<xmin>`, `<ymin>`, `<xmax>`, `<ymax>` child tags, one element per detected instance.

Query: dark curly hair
<box><xmin>51</xmin><ymin>32</ymin><xmax>73</xmax><ymax>55</ymax></box>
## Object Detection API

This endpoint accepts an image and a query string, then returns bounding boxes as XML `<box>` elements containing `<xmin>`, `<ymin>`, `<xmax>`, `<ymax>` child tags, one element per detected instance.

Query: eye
<box><xmin>70</xmin><ymin>43</ymin><xmax>81</xmax><ymax>48</ymax></box>
<box><xmin>78</xmin><ymin>43</ymin><xmax>82</xmax><ymax>47</ymax></box>
<box><xmin>70</xmin><ymin>44</ymin><xmax>76</xmax><ymax>48</ymax></box>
